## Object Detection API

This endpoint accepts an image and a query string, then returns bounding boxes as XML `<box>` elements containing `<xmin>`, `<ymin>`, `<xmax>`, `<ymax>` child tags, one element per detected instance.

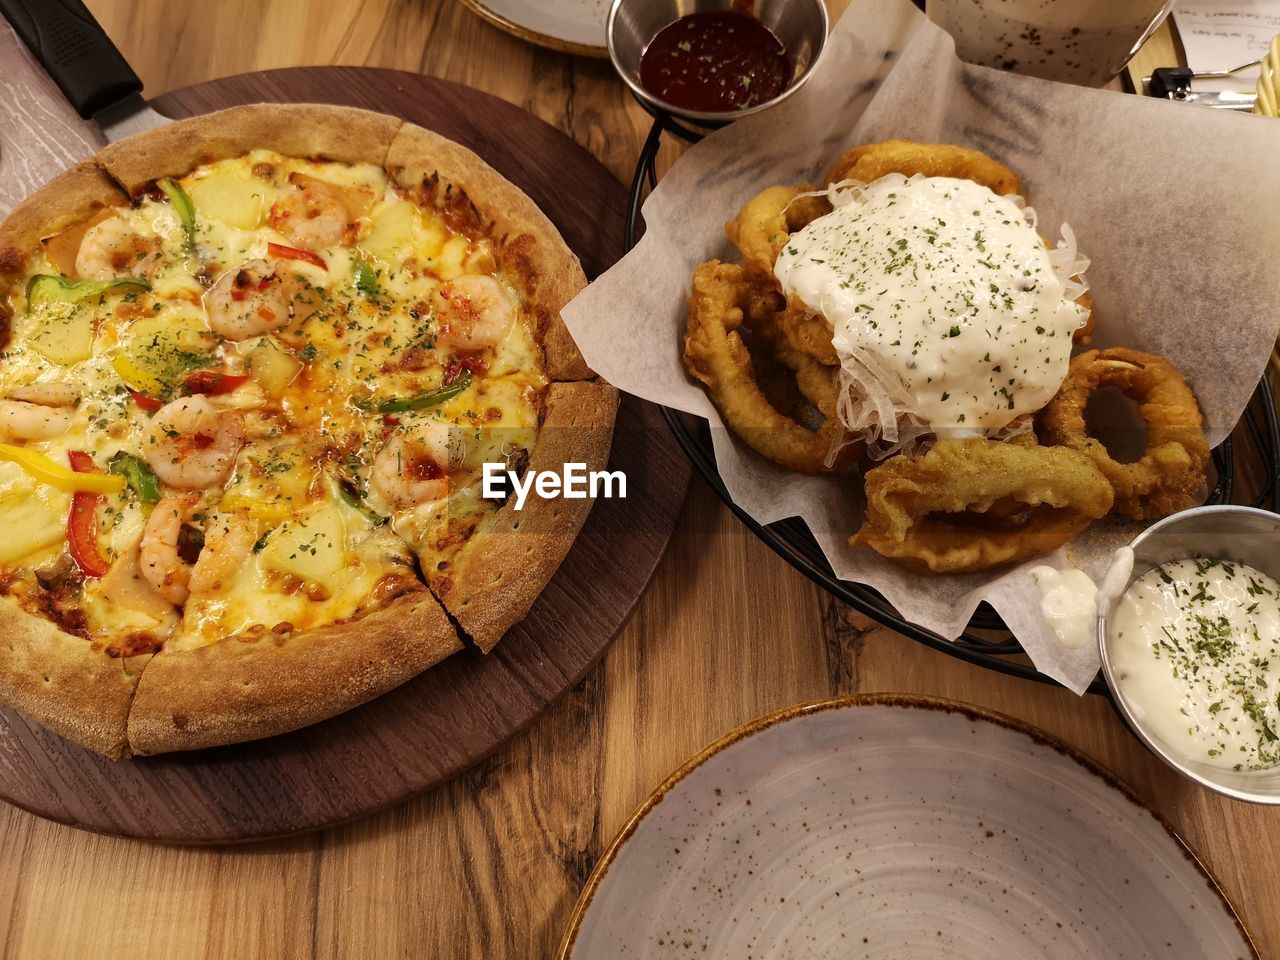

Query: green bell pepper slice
<box><xmin>353</xmin><ymin>370</ymin><xmax>473</xmax><ymax>414</ymax></box>
<box><xmin>24</xmin><ymin>275</ymin><xmax>150</xmax><ymax>314</ymax></box>
<box><xmin>108</xmin><ymin>452</ymin><xmax>162</xmax><ymax>504</ymax></box>
<box><xmin>157</xmin><ymin>177</ymin><xmax>196</xmax><ymax>247</ymax></box>
<box><xmin>353</xmin><ymin>260</ymin><xmax>379</xmax><ymax>297</ymax></box>
<box><xmin>336</xmin><ymin>477</ymin><xmax>388</xmax><ymax>526</ymax></box>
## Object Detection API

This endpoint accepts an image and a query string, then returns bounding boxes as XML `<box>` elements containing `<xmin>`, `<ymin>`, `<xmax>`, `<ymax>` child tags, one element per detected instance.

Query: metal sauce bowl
<box><xmin>1098</xmin><ymin>505</ymin><xmax>1280</xmax><ymax>804</ymax></box>
<box><xmin>606</xmin><ymin>0</ymin><xmax>828</xmax><ymax>126</ymax></box>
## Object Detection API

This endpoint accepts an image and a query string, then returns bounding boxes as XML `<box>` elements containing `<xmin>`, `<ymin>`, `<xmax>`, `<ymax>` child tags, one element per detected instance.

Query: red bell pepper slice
<box><xmin>267</xmin><ymin>241</ymin><xmax>327</xmax><ymax>270</ymax></box>
<box><xmin>443</xmin><ymin>353</ymin><xmax>488</xmax><ymax>386</ymax></box>
<box><xmin>66</xmin><ymin>450</ymin><xmax>111</xmax><ymax>579</ymax></box>
<box><xmin>129</xmin><ymin>389</ymin><xmax>163</xmax><ymax>412</ymax></box>
<box><xmin>185</xmin><ymin>370</ymin><xmax>250</xmax><ymax>395</ymax></box>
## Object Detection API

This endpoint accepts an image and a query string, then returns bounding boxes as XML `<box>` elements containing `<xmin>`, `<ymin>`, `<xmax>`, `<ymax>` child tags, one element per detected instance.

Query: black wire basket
<box><xmin>626</xmin><ymin>105</ymin><xmax>1280</xmax><ymax>697</ymax></box>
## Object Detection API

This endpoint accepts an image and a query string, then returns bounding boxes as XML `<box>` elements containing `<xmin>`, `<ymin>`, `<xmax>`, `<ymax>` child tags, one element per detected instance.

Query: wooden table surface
<box><xmin>1</xmin><ymin>2</ymin><xmax>1275</xmax><ymax>958</ymax></box>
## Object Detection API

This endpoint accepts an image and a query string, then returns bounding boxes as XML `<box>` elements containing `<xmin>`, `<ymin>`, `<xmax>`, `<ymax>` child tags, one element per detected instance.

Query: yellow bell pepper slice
<box><xmin>0</xmin><ymin>444</ymin><xmax>126</xmax><ymax>494</ymax></box>
<box><xmin>218</xmin><ymin>492</ymin><xmax>295</xmax><ymax>525</ymax></box>
<box><xmin>111</xmin><ymin>353</ymin><xmax>167</xmax><ymax>399</ymax></box>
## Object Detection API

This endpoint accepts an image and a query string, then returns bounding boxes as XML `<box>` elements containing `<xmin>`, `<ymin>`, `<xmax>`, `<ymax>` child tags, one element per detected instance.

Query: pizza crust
<box><xmin>0</xmin><ymin>597</ymin><xmax>141</xmax><ymax>758</ymax></box>
<box><xmin>96</xmin><ymin>103</ymin><xmax>404</xmax><ymax>196</ymax></box>
<box><xmin>386</xmin><ymin>122</ymin><xmax>594</xmax><ymax>382</ymax></box>
<box><xmin>126</xmin><ymin>590</ymin><xmax>461</xmax><ymax>755</ymax></box>
<box><xmin>429</xmin><ymin>380</ymin><xmax>619</xmax><ymax>651</ymax></box>
<box><xmin>0</xmin><ymin>161</ymin><xmax>127</xmax><ymax>279</ymax></box>
<box><xmin>0</xmin><ymin>107</ymin><xmax>614</xmax><ymax>756</ymax></box>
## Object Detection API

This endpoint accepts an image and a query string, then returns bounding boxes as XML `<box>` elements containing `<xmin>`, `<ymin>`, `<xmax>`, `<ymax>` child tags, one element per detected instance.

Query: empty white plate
<box><xmin>560</xmin><ymin>696</ymin><xmax>1256</xmax><ymax>959</ymax></box>
<box><xmin>458</xmin><ymin>0</ymin><xmax>609</xmax><ymax>57</ymax></box>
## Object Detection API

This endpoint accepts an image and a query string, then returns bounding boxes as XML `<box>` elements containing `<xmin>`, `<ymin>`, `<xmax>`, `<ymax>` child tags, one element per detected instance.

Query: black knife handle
<box><xmin>0</xmin><ymin>0</ymin><xmax>141</xmax><ymax>118</ymax></box>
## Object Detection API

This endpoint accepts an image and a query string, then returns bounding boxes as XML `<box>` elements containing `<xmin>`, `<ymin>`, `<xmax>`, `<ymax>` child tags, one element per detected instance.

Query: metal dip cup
<box><xmin>606</xmin><ymin>0</ymin><xmax>828</xmax><ymax>125</ymax></box>
<box><xmin>1098</xmin><ymin>505</ymin><xmax>1280</xmax><ymax>804</ymax></box>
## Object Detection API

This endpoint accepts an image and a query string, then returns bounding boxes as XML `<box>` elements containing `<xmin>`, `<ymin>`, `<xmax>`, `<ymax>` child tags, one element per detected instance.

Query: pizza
<box><xmin>0</xmin><ymin>104</ymin><xmax>617</xmax><ymax>758</ymax></box>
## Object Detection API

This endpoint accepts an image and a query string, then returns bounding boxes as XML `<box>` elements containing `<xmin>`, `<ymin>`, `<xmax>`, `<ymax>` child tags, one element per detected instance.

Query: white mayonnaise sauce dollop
<box><xmin>774</xmin><ymin>174</ymin><xmax>1087</xmax><ymax>450</ymax></box>
<box><xmin>1109</xmin><ymin>558</ymin><xmax>1280</xmax><ymax>770</ymax></box>
<box><xmin>1029</xmin><ymin>565</ymin><xmax>1097</xmax><ymax>649</ymax></box>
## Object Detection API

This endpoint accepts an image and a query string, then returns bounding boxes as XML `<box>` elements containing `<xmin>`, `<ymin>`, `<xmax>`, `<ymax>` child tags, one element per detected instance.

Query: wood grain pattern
<box><xmin>0</xmin><ymin>28</ymin><xmax>105</xmax><ymax>214</ymax></box>
<box><xmin>0</xmin><ymin>0</ymin><xmax>1275</xmax><ymax>957</ymax></box>
<box><xmin>1126</xmin><ymin>19</ymin><xmax>1184</xmax><ymax>93</ymax></box>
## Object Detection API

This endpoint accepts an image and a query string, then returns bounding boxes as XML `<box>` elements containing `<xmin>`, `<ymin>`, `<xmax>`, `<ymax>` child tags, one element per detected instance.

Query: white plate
<box><xmin>458</xmin><ymin>0</ymin><xmax>609</xmax><ymax>57</ymax></box>
<box><xmin>561</xmin><ymin>696</ymin><xmax>1256</xmax><ymax>959</ymax></box>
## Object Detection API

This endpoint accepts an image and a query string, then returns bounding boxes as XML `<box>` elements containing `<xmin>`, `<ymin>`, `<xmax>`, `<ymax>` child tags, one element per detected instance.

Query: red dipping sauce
<box><xmin>638</xmin><ymin>10</ymin><xmax>793</xmax><ymax>114</ymax></box>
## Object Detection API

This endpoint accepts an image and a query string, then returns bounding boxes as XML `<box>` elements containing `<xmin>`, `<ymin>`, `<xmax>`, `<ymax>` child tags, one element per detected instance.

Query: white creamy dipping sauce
<box><xmin>773</xmin><ymin>174</ymin><xmax>1088</xmax><ymax>452</ymax></box>
<box><xmin>1109</xmin><ymin>558</ymin><xmax>1280</xmax><ymax>770</ymax></box>
<box><xmin>1029</xmin><ymin>566</ymin><xmax>1097</xmax><ymax>649</ymax></box>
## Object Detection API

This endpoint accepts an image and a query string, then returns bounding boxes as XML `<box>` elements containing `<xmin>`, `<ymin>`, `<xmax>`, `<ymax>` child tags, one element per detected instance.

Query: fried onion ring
<box><xmin>683</xmin><ymin>260</ymin><xmax>856</xmax><ymax>473</ymax></box>
<box><xmin>825</xmin><ymin>140</ymin><xmax>1021</xmax><ymax>196</ymax></box>
<box><xmin>1036</xmin><ymin>348</ymin><xmax>1208</xmax><ymax>520</ymax></box>
<box><xmin>747</xmin><ymin>310</ymin><xmax>845</xmax><ymax>430</ymax></box>
<box><xmin>790</xmin><ymin>353</ymin><xmax>841</xmax><ymax>420</ymax></box>
<box><xmin>777</xmin><ymin>296</ymin><xmax>840</xmax><ymax>366</ymax></box>
<box><xmin>725</xmin><ymin>184</ymin><xmax>831</xmax><ymax>276</ymax></box>
<box><xmin>852</xmin><ymin>439</ymin><xmax>1114</xmax><ymax>573</ymax></box>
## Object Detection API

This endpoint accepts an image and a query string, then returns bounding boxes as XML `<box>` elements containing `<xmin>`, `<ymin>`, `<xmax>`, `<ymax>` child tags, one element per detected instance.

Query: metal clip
<box><xmin>1145</xmin><ymin>60</ymin><xmax>1262</xmax><ymax>110</ymax></box>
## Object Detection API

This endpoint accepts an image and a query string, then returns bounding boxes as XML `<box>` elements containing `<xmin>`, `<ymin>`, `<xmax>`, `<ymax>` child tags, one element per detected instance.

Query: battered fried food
<box><xmin>683</xmin><ymin>139</ymin><xmax>1206</xmax><ymax>576</ymax></box>
<box><xmin>777</xmin><ymin>296</ymin><xmax>840</xmax><ymax>366</ymax></box>
<box><xmin>683</xmin><ymin>260</ymin><xmax>855</xmax><ymax>473</ymax></box>
<box><xmin>853</xmin><ymin>439</ymin><xmax>1115</xmax><ymax>574</ymax></box>
<box><xmin>1036</xmin><ymin>348</ymin><xmax>1209</xmax><ymax>520</ymax></box>
<box><xmin>740</xmin><ymin>299</ymin><xmax>840</xmax><ymax>411</ymax></box>
<box><xmin>725</xmin><ymin>184</ymin><xmax>831</xmax><ymax>276</ymax></box>
<box><xmin>826</xmin><ymin>140</ymin><xmax>1020</xmax><ymax>196</ymax></box>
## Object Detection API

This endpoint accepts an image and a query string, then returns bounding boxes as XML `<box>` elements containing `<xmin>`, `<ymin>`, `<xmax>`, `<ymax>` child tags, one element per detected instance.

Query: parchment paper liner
<box><xmin>562</xmin><ymin>0</ymin><xmax>1280</xmax><ymax>692</ymax></box>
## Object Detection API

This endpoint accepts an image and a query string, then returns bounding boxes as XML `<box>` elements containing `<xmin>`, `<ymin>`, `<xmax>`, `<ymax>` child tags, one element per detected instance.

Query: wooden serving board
<box><xmin>0</xmin><ymin>67</ymin><xmax>690</xmax><ymax>843</ymax></box>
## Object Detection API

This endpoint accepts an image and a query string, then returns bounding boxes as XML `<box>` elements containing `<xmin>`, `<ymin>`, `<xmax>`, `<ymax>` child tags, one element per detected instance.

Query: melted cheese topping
<box><xmin>0</xmin><ymin>149</ymin><xmax>546</xmax><ymax>652</ymax></box>
<box><xmin>774</xmin><ymin>174</ymin><xmax>1087</xmax><ymax>452</ymax></box>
